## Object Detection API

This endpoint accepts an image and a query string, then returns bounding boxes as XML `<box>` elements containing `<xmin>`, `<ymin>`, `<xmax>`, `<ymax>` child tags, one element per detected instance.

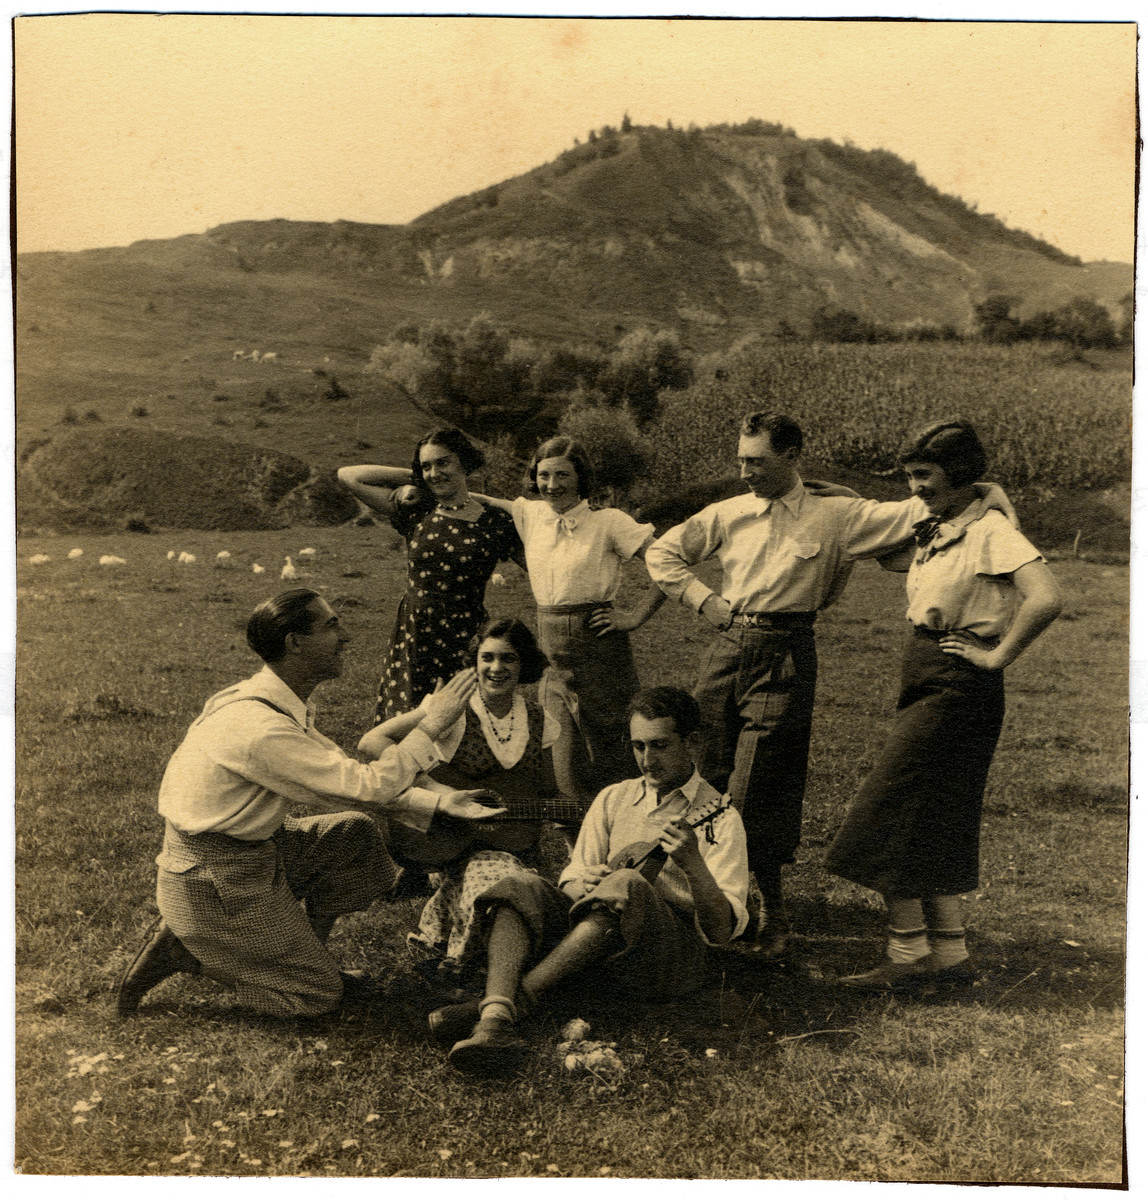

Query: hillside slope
<box><xmin>203</xmin><ymin>124</ymin><xmax>1131</xmax><ymax>335</ymax></box>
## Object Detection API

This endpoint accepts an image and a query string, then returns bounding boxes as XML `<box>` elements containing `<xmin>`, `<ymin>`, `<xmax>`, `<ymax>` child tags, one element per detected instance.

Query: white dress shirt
<box><xmin>558</xmin><ymin>770</ymin><xmax>749</xmax><ymax>944</ymax></box>
<box><xmin>646</xmin><ymin>480</ymin><xmax>926</xmax><ymax>614</ymax></box>
<box><xmin>158</xmin><ymin>666</ymin><xmax>443</xmax><ymax>840</ymax></box>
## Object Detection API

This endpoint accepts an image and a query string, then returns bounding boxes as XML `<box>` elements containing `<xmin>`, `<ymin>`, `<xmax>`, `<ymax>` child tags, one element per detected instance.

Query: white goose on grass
<box><xmin>99</xmin><ymin>555</ymin><xmax>127</xmax><ymax>566</ymax></box>
<box><xmin>178</xmin><ymin>552</ymin><xmax>196</xmax><ymax>565</ymax></box>
<box><xmin>280</xmin><ymin>556</ymin><xmax>298</xmax><ymax>581</ymax></box>
<box><xmin>68</xmin><ymin>548</ymin><xmax>83</xmax><ymax>560</ymax></box>
<box><xmin>28</xmin><ymin>553</ymin><xmax>50</xmax><ymax>565</ymax></box>
<box><xmin>252</xmin><ymin>563</ymin><xmax>266</xmax><ymax>575</ymax></box>
<box><xmin>215</xmin><ymin>550</ymin><xmax>233</xmax><ymax>569</ymax></box>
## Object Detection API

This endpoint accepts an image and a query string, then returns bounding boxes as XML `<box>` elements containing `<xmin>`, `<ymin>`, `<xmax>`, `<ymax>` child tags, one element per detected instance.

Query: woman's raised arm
<box><xmin>337</xmin><ymin>464</ymin><xmax>419</xmax><ymax>514</ymax></box>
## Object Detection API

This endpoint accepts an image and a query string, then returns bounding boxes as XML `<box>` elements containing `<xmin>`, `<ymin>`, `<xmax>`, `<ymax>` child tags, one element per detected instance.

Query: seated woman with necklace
<box><xmin>360</xmin><ymin>619</ymin><xmax>572</xmax><ymax>982</ymax></box>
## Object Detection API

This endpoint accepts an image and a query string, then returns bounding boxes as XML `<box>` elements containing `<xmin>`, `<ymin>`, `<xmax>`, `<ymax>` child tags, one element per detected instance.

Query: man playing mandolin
<box><xmin>429</xmin><ymin>686</ymin><xmax>750</xmax><ymax>1075</ymax></box>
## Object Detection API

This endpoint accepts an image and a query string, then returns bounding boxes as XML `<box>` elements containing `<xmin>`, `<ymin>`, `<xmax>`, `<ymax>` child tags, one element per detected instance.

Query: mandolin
<box><xmin>601</xmin><ymin>797</ymin><xmax>731</xmax><ymax>885</ymax></box>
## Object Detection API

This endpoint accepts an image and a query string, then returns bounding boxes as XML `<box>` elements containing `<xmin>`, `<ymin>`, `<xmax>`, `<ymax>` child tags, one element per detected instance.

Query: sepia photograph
<box><xmin>12</xmin><ymin>8</ymin><xmax>1135</xmax><ymax>1184</ymax></box>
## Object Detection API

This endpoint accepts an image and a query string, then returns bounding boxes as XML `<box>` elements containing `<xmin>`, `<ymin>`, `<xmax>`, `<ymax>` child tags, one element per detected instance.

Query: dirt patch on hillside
<box><xmin>17</xmin><ymin>427</ymin><xmax>360</xmax><ymax>533</ymax></box>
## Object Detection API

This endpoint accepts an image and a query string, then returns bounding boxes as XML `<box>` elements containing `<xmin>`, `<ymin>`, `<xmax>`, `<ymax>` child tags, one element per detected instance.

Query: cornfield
<box><xmin>649</xmin><ymin>343</ymin><xmax>1131</xmax><ymax>495</ymax></box>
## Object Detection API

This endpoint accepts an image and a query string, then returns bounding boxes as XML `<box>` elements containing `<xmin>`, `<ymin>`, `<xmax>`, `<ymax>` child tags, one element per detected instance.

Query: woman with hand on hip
<box><xmin>338</xmin><ymin>429</ymin><xmax>520</xmax><ymax>723</ymax></box>
<box><xmin>825</xmin><ymin>419</ymin><xmax>1062</xmax><ymax>991</ymax></box>
<box><xmin>360</xmin><ymin>618</ymin><xmax>573</xmax><ymax>981</ymax></box>
<box><xmin>476</xmin><ymin>436</ymin><xmax>665</xmax><ymax>799</ymax></box>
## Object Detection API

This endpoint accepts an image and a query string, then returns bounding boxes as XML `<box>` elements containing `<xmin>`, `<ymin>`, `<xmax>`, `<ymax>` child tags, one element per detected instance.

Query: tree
<box><xmin>974</xmin><ymin>294</ymin><xmax>1023</xmax><ymax>344</ymax></box>
<box><xmin>598</xmin><ymin>328</ymin><xmax>694</xmax><ymax>425</ymax></box>
<box><xmin>558</xmin><ymin>396</ymin><xmax>652</xmax><ymax>501</ymax></box>
<box><xmin>1048</xmin><ymin>298</ymin><xmax>1118</xmax><ymax>350</ymax></box>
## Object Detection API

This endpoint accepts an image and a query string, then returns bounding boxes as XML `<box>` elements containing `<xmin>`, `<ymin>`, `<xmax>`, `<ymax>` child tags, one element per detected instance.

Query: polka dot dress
<box><xmin>376</xmin><ymin>502</ymin><xmax>519</xmax><ymax>722</ymax></box>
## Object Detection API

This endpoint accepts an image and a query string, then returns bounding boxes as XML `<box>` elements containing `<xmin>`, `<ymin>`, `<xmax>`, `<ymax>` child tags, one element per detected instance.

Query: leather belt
<box><xmin>731</xmin><ymin>611</ymin><xmax>816</xmax><ymax>629</ymax></box>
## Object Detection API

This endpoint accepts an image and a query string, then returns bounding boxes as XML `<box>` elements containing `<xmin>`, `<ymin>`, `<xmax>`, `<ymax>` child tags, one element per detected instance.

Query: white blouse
<box><xmin>510</xmin><ymin>497</ymin><xmax>653</xmax><ymax>606</ymax></box>
<box><xmin>906</xmin><ymin>507</ymin><xmax>1043</xmax><ymax>638</ymax></box>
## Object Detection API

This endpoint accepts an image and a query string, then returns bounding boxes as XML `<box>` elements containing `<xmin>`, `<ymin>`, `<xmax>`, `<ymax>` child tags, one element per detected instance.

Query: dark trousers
<box><xmin>693</xmin><ymin>623</ymin><xmax>818</xmax><ymax>879</ymax></box>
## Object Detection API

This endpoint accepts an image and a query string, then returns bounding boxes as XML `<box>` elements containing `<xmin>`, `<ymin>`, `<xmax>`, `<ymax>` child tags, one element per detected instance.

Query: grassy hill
<box><xmin>14</xmin><ymin>121</ymin><xmax>1132</xmax><ymax>541</ymax></box>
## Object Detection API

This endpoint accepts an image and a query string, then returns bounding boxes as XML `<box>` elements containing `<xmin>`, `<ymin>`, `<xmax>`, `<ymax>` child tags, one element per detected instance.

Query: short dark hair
<box><xmin>627</xmin><ymin>686</ymin><xmax>702</xmax><ymax>738</ymax></box>
<box><xmin>246</xmin><ymin>589</ymin><xmax>322</xmax><ymax>663</ymax></box>
<box><xmin>411</xmin><ymin>428</ymin><xmax>485</xmax><ymax>486</ymax></box>
<box><xmin>525</xmin><ymin>436</ymin><xmax>595</xmax><ymax>498</ymax></box>
<box><xmin>469</xmin><ymin>617</ymin><xmax>549</xmax><ymax>686</ymax></box>
<box><xmin>898</xmin><ymin>419</ymin><xmax>988</xmax><ymax>488</ymax></box>
<box><xmin>739</xmin><ymin>411</ymin><xmax>804</xmax><ymax>455</ymax></box>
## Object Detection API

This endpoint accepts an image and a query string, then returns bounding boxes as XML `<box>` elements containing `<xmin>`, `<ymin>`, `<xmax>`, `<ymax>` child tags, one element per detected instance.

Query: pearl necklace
<box><xmin>436</xmin><ymin>494</ymin><xmax>471</xmax><ymax>513</ymax></box>
<box><xmin>477</xmin><ymin>693</ymin><xmax>515</xmax><ymax>744</ymax></box>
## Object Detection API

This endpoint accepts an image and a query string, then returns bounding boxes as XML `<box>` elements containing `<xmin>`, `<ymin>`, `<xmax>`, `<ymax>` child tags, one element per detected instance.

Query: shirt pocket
<box><xmin>786</xmin><ymin>540</ymin><xmax>821</xmax><ymax>560</ymax></box>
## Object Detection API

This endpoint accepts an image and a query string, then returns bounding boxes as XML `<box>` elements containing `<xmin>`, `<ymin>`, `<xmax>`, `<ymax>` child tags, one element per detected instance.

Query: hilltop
<box><xmin>14</xmin><ymin>121</ymin><xmax>1131</xmax><ymax>538</ymax></box>
<box><xmin>19</xmin><ymin>122</ymin><xmax>1130</xmax><ymax>355</ymax></box>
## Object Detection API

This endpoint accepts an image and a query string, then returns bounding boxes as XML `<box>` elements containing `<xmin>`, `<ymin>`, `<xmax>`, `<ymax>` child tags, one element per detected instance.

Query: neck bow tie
<box><xmin>912</xmin><ymin>515</ymin><xmax>944</xmax><ymax>547</ymax></box>
<box><xmin>555</xmin><ymin>512</ymin><xmax>578</xmax><ymax>535</ymax></box>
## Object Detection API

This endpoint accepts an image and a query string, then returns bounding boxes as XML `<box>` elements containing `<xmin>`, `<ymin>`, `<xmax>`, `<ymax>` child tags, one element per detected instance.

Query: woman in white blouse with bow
<box><xmin>477</xmin><ymin>436</ymin><xmax>665</xmax><ymax>799</ymax></box>
<box><xmin>826</xmin><ymin>420</ymin><xmax>1062</xmax><ymax>992</ymax></box>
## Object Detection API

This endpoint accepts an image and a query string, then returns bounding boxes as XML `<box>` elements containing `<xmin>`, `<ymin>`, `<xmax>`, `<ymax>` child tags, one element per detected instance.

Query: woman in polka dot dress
<box><xmin>338</xmin><ymin>430</ymin><xmax>521</xmax><ymax>722</ymax></box>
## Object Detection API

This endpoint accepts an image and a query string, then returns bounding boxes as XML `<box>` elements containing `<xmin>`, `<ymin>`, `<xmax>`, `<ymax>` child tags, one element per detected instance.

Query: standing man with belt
<box><xmin>645</xmin><ymin>412</ymin><xmax>928</xmax><ymax>956</ymax></box>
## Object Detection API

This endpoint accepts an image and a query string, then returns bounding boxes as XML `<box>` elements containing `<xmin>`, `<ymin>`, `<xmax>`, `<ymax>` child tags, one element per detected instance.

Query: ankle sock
<box><xmin>886</xmin><ymin>926</ymin><xmax>930</xmax><ymax>964</ymax></box>
<box><xmin>928</xmin><ymin>928</ymin><xmax>969</xmax><ymax>968</ymax></box>
<box><xmin>479</xmin><ymin>994</ymin><xmax>516</xmax><ymax>1024</ymax></box>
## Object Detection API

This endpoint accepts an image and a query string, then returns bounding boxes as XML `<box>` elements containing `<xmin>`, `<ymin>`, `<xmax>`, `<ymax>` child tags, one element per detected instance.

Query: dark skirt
<box><xmin>825</xmin><ymin>628</ymin><xmax>1005</xmax><ymax>898</ymax></box>
<box><xmin>536</xmin><ymin>603</ymin><xmax>642</xmax><ymax>799</ymax></box>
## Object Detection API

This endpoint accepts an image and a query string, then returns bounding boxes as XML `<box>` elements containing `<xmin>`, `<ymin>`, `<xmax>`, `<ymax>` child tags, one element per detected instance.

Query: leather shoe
<box><xmin>745</xmin><ymin>912</ymin><xmax>790</xmax><ymax>960</ymax></box>
<box><xmin>428</xmin><ymin>998</ymin><xmax>482</xmax><ymax>1047</ymax></box>
<box><xmin>448</xmin><ymin>1017</ymin><xmax>528</xmax><ymax>1076</ymax></box>
<box><xmin>116</xmin><ymin>918</ymin><xmax>200</xmax><ymax>1017</ymax></box>
<box><xmin>918</xmin><ymin>956</ymin><xmax>977</xmax><ymax>993</ymax></box>
<box><xmin>837</xmin><ymin>957</ymin><xmax>927</xmax><ymax>992</ymax></box>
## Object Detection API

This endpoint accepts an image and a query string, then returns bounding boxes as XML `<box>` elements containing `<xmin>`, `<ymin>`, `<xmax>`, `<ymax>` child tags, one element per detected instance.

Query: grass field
<box><xmin>14</xmin><ymin>524</ymin><xmax>1126</xmax><ymax>1181</ymax></box>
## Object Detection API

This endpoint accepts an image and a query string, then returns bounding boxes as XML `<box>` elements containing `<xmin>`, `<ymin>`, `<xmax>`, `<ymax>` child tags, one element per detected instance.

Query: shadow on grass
<box><xmin>107</xmin><ymin>897</ymin><xmax>1123</xmax><ymax>1072</ymax></box>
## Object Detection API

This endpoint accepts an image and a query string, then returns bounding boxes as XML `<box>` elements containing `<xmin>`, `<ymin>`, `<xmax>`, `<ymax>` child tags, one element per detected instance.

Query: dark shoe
<box><xmin>115</xmin><ymin>918</ymin><xmax>200</xmax><ymax>1017</ymax></box>
<box><xmin>428</xmin><ymin>998</ymin><xmax>482</xmax><ymax>1047</ymax></box>
<box><xmin>837</xmin><ymin>957</ymin><xmax>928</xmax><ymax>992</ymax></box>
<box><xmin>392</xmin><ymin>866</ymin><xmax>435</xmax><ymax>899</ymax></box>
<box><xmin>919</xmin><ymin>956</ymin><xmax>977</xmax><ymax>993</ymax></box>
<box><xmin>745</xmin><ymin>911</ymin><xmax>790</xmax><ymax>960</ymax></box>
<box><xmin>448</xmin><ymin>1017</ymin><xmax>528</xmax><ymax>1076</ymax></box>
<box><xmin>339</xmin><ymin>969</ymin><xmax>379</xmax><ymax>1004</ymax></box>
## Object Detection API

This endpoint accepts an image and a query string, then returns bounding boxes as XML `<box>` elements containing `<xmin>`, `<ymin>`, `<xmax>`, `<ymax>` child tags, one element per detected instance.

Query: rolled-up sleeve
<box><xmin>237</xmin><ymin>719</ymin><xmax>443</xmax><ymax>820</ymax></box>
<box><xmin>557</xmin><ymin>788</ymin><xmax>615</xmax><ymax>900</ymax></box>
<box><xmin>646</xmin><ymin>510</ymin><xmax>724</xmax><ymax>611</ymax></box>
<box><xmin>696</xmin><ymin>809</ymin><xmax>750</xmax><ymax>943</ymax></box>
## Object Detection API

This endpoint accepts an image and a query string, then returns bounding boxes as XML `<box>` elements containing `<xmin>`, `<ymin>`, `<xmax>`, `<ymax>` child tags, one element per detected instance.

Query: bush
<box><xmin>558</xmin><ymin>399</ymin><xmax>652</xmax><ymax>503</ymax></box>
<box><xmin>598</xmin><ymin>328</ymin><xmax>693</xmax><ymax>424</ymax></box>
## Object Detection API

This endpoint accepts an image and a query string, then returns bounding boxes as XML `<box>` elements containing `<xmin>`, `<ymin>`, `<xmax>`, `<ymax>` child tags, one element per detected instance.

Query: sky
<box><xmin>13</xmin><ymin>13</ymin><xmax>1138</xmax><ymax>263</ymax></box>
